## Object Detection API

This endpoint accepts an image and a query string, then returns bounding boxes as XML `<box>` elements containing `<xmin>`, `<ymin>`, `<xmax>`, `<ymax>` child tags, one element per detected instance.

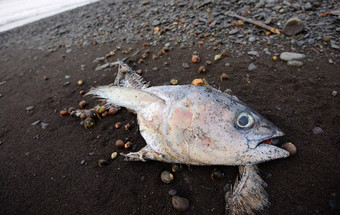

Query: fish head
<box><xmin>224</xmin><ymin>99</ymin><xmax>290</xmax><ymax>165</ymax></box>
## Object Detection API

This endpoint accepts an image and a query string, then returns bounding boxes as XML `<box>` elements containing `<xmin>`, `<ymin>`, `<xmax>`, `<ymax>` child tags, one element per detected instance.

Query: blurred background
<box><xmin>0</xmin><ymin>0</ymin><xmax>99</xmax><ymax>32</ymax></box>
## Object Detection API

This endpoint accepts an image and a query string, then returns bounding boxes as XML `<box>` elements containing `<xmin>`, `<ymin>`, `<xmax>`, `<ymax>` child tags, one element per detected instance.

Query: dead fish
<box><xmin>89</xmin><ymin>85</ymin><xmax>290</xmax><ymax>165</ymax></box>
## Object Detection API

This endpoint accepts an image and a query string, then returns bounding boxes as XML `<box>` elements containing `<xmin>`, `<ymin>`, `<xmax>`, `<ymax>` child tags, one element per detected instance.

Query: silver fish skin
<box><xmin>89</xmin><ymin>85</ymin><xmax>289</xmax><ymax>166</ymax></box>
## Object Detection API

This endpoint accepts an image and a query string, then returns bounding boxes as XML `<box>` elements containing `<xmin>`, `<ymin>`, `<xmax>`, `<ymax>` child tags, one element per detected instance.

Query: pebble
<box><xmin>214</xmin><ymin>54</ymin><xmax>222</xmax><ymax>61</ymax></box>
<box><xmin>282</xmin><ymin>17</ymin><xmax>304</xmax><ymax>36</ymax></box>
<box><xmin>228</xmin><ymin>29</ymin><xmax>239</xmax><ymax>35</ymax></box>
<box><xmin>248</xmin><ymin>63</ymin><xmax>257</xmax><ymax>71</ymax></box>
<box><xmin>332</xmin><ymin>91</ymin><xmax>337</xmax><ymax>97</ymax></box>
<box><xmin>0</xmin><ymin>94</ymin><xmax>2</xmax><ymax>98</ymax></box>
<box><xmin>66</xmin><ymin>49</ymin><xmax>72</xmax><ymax>53</ymax></box>
<box><xmin>328</xmin><ymin>59</ymin><xmax>334</xmax><ymax>64</ymax></box>
<box><xmin>280</xmin><ymin>52</ymin><xmax>305</xmax><ymax>61</ymax></box>
<box><xmin>31</xmin><ymin>120</ymin><xmax>41</xmax><ymax>126</ymax></box>
<box><xmin>26</xmin><ymin>106</ymin><xmax>34</xmax><ymax>111</ymax></box>
<box><xmin>160</xmin><ymin>171</ymin><xmax>174</xmax><ymax>184</ymax></box>
<box><xmin>111</xmin><ymin>152</ymin><xmax>118</xmax><ymax>160</ymax></box>
<box><xmin>98</xmin><ymin>159</ymin><xmax>109</xmax><ymax>167</ymax></box>
<box><xmin>65</xmin><ymin>75</ymin><xmax>71</xmax><ymax>79</ymax></box>
<box><xmin>287</xmin><ymin>60</ymin><xmax>303</xmax><ymax>67</ymax></box>
<box><xmin>304</xmin><ymin>2</ymin><xmax>313</xmax><ymax>10</ymax></box>
<box><xmin>248</xmin><ymin>37</ymin><xmax>256</xmax><ymax>42</ymax></box>
<box><xmin>79</xmin><ymin>100</ymin><xmax>87</xmax><ymax>109</ymax></box>
<box><xmin>115</xmin><ymin>140</ymin><xmax>125</xmax><ymax>148</ymax></box>
<box><xmin>172</xmin><ymin>196</ymin><xmax>189</xmax><ymax>211</ymax></box>
<box><xmin>182</xmin><ymin>63</ymin><xmax>190</xmax><ymax>69</ymax></box>
<box><xmin>247</xmin><ymin>51</ymin><xmax>259</xmax><ymax>57</ymax></box>
<box><xmin>41</xmin><ymin>122</ymin><xmax>50</xmax><ymax>129</ymax></box>
<box><xmin>312</xmin><ymin>127</ymin><xmax>324</xmax><ymax>135</ymax></box>
<box><xmin>152</xmin><ymin>20</ymin><xmax>161</xmax><ymax>26</ymax></box>
<box><xmin>281</xmin><ymin>142</ymin><xmax>297</xmax><ymax>156</ymax></box>
<box><xmin>80</xmin><ymin>160</ymin><xmax>86</xmax><ymax>165</ymax></box>
<box><xmin>322</xmin><ymin>36</ymin><xmax>332</xmax><ymax>42</ymax></box>
<box><xmin>169</xmin><ymin>189</ymin><xmax>177</xmax><ymax>196</ymax></box>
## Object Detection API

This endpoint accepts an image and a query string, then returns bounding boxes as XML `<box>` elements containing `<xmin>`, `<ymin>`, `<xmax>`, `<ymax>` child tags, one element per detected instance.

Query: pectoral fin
<box><xmin>88</xmin><ymin>86</ymin><xmax>165</xmax><ymax>113</ymax></box>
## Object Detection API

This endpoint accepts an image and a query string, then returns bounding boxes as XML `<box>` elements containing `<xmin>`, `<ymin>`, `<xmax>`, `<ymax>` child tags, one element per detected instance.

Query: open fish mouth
<box><xmin>257</xmin><ymin>136</ymin><xmax>296</xmax><ymax>157</ymax></box>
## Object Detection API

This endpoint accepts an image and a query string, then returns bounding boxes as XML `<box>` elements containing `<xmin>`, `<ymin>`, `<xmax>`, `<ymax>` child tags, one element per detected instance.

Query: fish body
<box><xmin>89</xmin><ymin>85</ymin><xmax>289</xmax><ymax>166</ymax></box>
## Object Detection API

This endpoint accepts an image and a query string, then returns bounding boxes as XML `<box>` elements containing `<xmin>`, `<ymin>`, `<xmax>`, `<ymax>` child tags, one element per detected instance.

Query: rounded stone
<box><xmin>172</xmin><ymin>196</ymin><xmax>189</xmax><ymax>211</ymax></box>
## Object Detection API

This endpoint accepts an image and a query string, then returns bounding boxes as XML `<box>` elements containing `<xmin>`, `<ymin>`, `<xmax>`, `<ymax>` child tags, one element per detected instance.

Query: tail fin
<box><xmin>88</xmin><ymin>86</ymin><xmax>164</xmax><ymax>112</ymax></box>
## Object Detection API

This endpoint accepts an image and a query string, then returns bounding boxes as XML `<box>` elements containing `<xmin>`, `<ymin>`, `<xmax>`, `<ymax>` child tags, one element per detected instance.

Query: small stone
<box><xmin>64</xmin><ymin>82</ymin><xmax>70</xmax><ymax>86</ymax></box>
<box><xmin>31</xmin><ymin>120</ymin><xmax>41</xmax><ymax>126</ymax></box>
<box><xmin>98</xmin><ymin>159</ymin><xmax>109</xmax><ymax>167</ymax></box>
<box><xmin>152</xmin><ymin>20</ymin><xmax>161</xmax><ymax>26</ymax></box>
<box><xmin>108</xmin><ymin>107</ymin><xmax>119</xmax><ymax>115</ymax></box>
<box><xmin>0</xmin><ymin>94</ymin><xmax>2</xmax><ymax>98</ymax></box>
<box><xmin>281</xmin><ymin>142</ymin><xmax>297</xmax><ymax>156</ymax></box>
<box><xmin>331</xmin><ymin>91</ymin><xmax>337</xmax><ymax>97</ymax></box>
<box><xmin>214</xmin><ymin>54</ymin><xmax>222</xmax><ymax>61</ymax></box>
<box><xmin>172</xmin><ymin>196</ymin><xmax>189</xmax><ymax>211</ymax></box>
<box><xmin>77</xmin><ymin>80</ymin><xmax>83</xmax><ymax>86</ymax></box>
<box><xmin>331</xmin><ymin>44</ymin><xmax>340</xmax><ymax>50</ymax></box>
<box><xmin>248</xmin><ymin>37</ymin><xmax>256</xmax><ymax>42</ymax></box>
<box><xmin>229</xmin><ymin>29</ymin><xmax>239</xmax><ymax>35</ymax></box>
<box><xmin>247</xmin><ymin>51</ymin><xmax>259</xmax><ymax>57</ymax></box>
<box><xmin>170</xmin><ymin>79</ymin><xmax>178</xmax><ymax>85</ymax></box>
<box><xmin>312</xmin><ymin>127</ymin><xmax>324</xmax><ymax>135</ymax></box>
<box><xmin>124</xmin><ymin>141</ymin><xmax>132</xmax><ymax>149</ymax></box>
<box><xmin>198</xmin><ymin>66</ymin><xmax>206</xmax><ymax>74</ymax></box>
<box><xmin>66</xmin><ymin>49</ymin><xmax>72</xmax><ymax>53</ymax></box>
<box><xmin>79</xmin><ymin>100</ymin><xmax>87</xmax><ymax>109</ymax></box>
<box><xmin>115</xmin><ymin>122</ymin><xmax>122</xmax><ymax>129</ymax></box>
<box><xmin>192</xmin><ymin>54</ymin><xmax>200</xmax><ymax>64</ymax></box>
<box><xmin>164</xmin><ymin>42</ymin><xmax>171</xmax><ymax>47</ymax></box>
<box><xmin>280</xmin><ymin>52</ymin><xmax>305</xmax><ymax>61</ymax></box>
<box><xmin>65</xmin><ymin>75</ymin><xmax>71</xmax><ymax>79</ymax></box>
<box><xmin>111</xmin><ymin>152</ymin><xmax>118</xmax><ymax>160</ymax></box>
<box><xmin>279</xmin><ymin>8</ymin><xmax>285</xmax><ymax>13</ymax></box>
<box><xmin>287</xmin><ymin>60</ymin><xmax>303</xmax><ymax>67</ymax></box>
<box><xmin>41</xmin><ymin>122</ymin><xmax>50</xmax><ymax>129</ymax></box>
<box><xmin>225</xmin><ymin>63</ymin><xmax>230</xmax><ymax>67</ymax></box>
<box><xmin>264</xmin><ymin>17</ymin><xmax>272</xmax><ymax>25</ymax></box>
<box><xmin>322</xmin><ymin>36</ymin><xmax>332</xmax><ymax>42</ymax></box>
<box><xmin>328</xmin><ymin>59</ymin><xmax>334</xmax><ymax>64</ymax></box>
<box><xmin>248</xmin><ymin>63</ymin><xmax>257</xmax><ymax>71</ymax></box>
<box><xmin>169</xmin><ymin>189</ymin><xmax>177</xmax><ymax>196</ymax></box>
<box><xmin>282</xmin><ymin>18</ymin><xmax>304</xmax><ymax>36</ymax></box>
<box><xmin>182</xmin><ymin>63</ymin><xmax>190</xmax><ymax>69</ymax></box>
<box><xmin>80</xmin><ymin>160</ymin><xmax>86</xmax><ymax>165</ymax></box>
<box><xmin>220</xmin><ymin>73</ymin><xmax>229</xmax><ymax>82</ymax></box>
<box><xmin>304</xmin><ymin>2</ymin><xmax>313</xmax><ymax>10</ymax></box>
<box><xmin>115</xmin><ymin>140</ymin><xmax>125</xmax><ymax>148</ymax></box>
<box><xmin>26</xmin><ymin>106</ymin><xmax>34</xmax><ymax>111</ymax></box>
<box><xmin>161</xmin><ymin>171</ymin><xmax>174</xmax><ymax>184</ymax></box>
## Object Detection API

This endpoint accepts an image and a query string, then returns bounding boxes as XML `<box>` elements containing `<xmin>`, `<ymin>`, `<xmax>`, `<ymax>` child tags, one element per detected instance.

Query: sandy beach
<box><xmin>0</xmin><ymin>0</ymin><xmax>339</xmax><ymax>214</ymax></box>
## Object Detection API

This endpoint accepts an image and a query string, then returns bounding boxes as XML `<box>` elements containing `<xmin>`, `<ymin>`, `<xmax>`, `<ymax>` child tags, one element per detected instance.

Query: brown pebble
<box><xmin>115</xmin><ymin>122</ymin><xmax>122</xmax><ymax>129</ymax></box>
<box><xmin>171</xmin><ymin>164</ymin><xmax>182</xmax><ymax>173</ymax></box>
<box><xmin>281</xmin><ymin>142</ymin><xmax>297</xmax><ymax>156</ymax></box>
<box><xmin>79</xmin><ymin>100</ymin><xmax>87</xmax><ymax>109</ymax></box>
<box><xmin>43</xmin><ymin>76</ymin><xmax>48</xmax><ymax>80</ymax></box>
<box><xmin>192</xmin><ymin>54</ymin><xmax>200</xmax><ymax>64</ymax></box>
<box><xmin>68</xmin><ymin>107</ymin><xmax>75</xmax><ymax>113</ymax></box>
<box><xmin>98</xmin><ymin>159</ymin><xmax>109</xmax><ymax>167</ymax></box>
<box><xmin>220</xmin><ymin>73</ymin><xmax>230</xmax><ymax>82</ymax></box>
<box><xmin>77</xmin><ymin>80</ymin><xmax>83</xmax><ymax>86</ymax></box>
<box><xmin>152</xmin><ymin>55</ymin><xmax>158</xmax><ymax>60</ymax></box>
<box><xmin>79</xmin><ymin>90</ymin><xmax>85</xmax><ymax>95</ymax></box>
<box><xmin>108</xmin><ymin>107</ymin><xmax>119</xmax><ymax>115</ymax></box>
<box><xmin>124</xmin><ymin>123</ymin><xmax>131</xmax><ymax>131</ymax></box>
<box><xmin>60</xmin><ymin>110</ymin><xmax>68</xmax><ymax>116</ymax></box>
<box><xmin>136</xmin><ymin>69</ymin><xmax>142</xmax><ymax>75</ymax></box>
<box><xmin>161</xmin><ymin>171</ymin><xmax>174</xmax><ymax>184</ymax></box>
<box><xmin>138</xmin><ymin>59</ymin><xmax>144</xmax><ymax>64</ymax></box>
<box><xmin>172</xmin><ymin>196</ymin><xmax>189</xmax><ymax>211</ymax></box>
<box><xmin>206</xmin><ymin>60</ymin><xmax>212</xmax><ymax>65</ymax></box>
<box><xmin>198</xmin><ymin>66</ymin><xmax>206</xmax><ymax>74</ymax></box>
<box><xmin>124</xmin><ymin>141</ymin><xmax>132</xmax><ymax>149</ymax></box>
<box><xmin>115</xmin><ymin>140</ymin><xmax>124</xmax><ymax>148</ymax></box>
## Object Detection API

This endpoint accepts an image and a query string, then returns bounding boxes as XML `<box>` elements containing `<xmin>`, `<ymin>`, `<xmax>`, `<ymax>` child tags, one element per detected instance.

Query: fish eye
<box><xmin>236</xmin><ymin>112</ymin><xmax>254</xmax><ymax>129</ymax></box>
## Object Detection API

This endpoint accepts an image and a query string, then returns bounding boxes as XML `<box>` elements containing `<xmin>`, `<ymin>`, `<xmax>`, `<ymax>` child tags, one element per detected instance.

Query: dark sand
<box><xmin>0</xmin><ymin>3</ymin><xmax>339</xmax><ymax>215</ymax></box>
